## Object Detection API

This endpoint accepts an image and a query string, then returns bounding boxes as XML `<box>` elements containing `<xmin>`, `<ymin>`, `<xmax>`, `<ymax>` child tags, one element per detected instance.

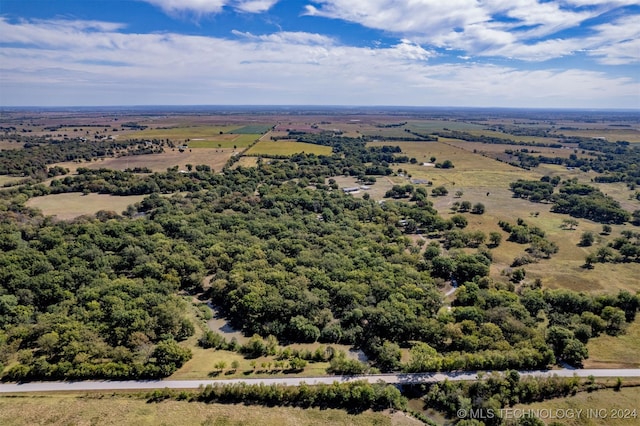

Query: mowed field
<box><xmin>0</xmin><ymin>395</ymin><xmax>415</xmax><ymax>426</ymax></box>
<box><xmin>245</xmin><ymin>140</ymin><xmax>333</xmax><ymax>156</ymax></box>
<box><xmin>26</xmin><ymin>193</ymin><xmax>148</xmax><ymax>220</ymax></box>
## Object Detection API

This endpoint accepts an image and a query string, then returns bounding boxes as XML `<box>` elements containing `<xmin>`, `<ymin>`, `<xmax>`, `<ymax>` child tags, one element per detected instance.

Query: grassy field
<box><xmin>586</xmin><ymin>317</ymin><xmax>640</xmax><ymax>368</ymax></box>
<box><xmin>245</xmin><ymin>141</ymin><xmax>332</xmax><ymax>156</ymax></box>
<box><xmin>26</xmin><ymin>193</ymin><xmax>148</xmax><ymax>220</ymax></box>
<box><xmin>53</xmin><ymin>148</ymin><xmax>234</xmax><ymax>173</ymax></box>
<box><xmin>510</xmin><ymin>386</ymin><xmax>640</xmax><ymax>426</ymax></box>
<box><xmin>0</xmin><ymin>175</ymin><xmax>23</xmax><ymax>186</ymax></box>
<box><xmin>0</xmin><ymin>394</ymin><xmax>416</xmax><ymax>426</ymax></box>
<box><xmin>231</xmin><ymin>156</ymin><xmax>259</xmax><ymax>168</ymax></box>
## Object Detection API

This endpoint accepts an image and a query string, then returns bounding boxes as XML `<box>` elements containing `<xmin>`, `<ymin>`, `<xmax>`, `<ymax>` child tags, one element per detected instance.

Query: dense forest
<box><xmin>0</xmin><ymin>132</ymin><xmax>639</xmax><ymax>382</ymax></box>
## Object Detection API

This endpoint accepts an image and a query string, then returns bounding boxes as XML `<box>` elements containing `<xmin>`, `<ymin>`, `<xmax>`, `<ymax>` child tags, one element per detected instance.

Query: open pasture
<box><xmin>369</xmin><ymin>140</ymin><xmax>535</xmax><ymax>188</ymax></box>
<box><xmin>245</xmin><ymin>140</ymin><xmax>332</xmax><ymax>156</ymax></box>
<box><xmin>26</xmin><ymin>193</ymin><xmax>147</xmax><ymax>220</ymax></box>
<box><xmin>53</xmin><ymin>148</ymin><xmax>234</xmax><ymax>173</ymax></box>
<box><xmin>445</xmin><ymin>139</ymin><xmax>584</xmax><ymax>159</ymax></box>
<box><xmin>365</xmin><ymin>140</ymin><xmax>640</xmax><ymax>294</ymax></box>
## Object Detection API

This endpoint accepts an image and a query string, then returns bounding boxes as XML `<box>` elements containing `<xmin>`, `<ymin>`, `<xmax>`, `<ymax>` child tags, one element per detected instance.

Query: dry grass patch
<box><xmin>26</xmin><ymin>193</ymin><xmax>147</xmax><ymax>220</ymax></box>
<box><xmin>0</xmin><ymin>394</ymin><xmax>406</xmax><ymax>426</ymax></box>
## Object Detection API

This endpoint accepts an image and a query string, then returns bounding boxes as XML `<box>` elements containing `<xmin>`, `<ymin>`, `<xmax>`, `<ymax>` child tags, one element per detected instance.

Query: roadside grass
<box><xmin>26</xmin><ymin>193</ymin><xmax>147</xmax><ymax>220</ymax></box>
<box><xmin>511</xmin><ymin>386</ymin><xmax>640</xmax><ymax>426</ymax></box>
<box><xmin>585</xmin><ymin>317</ymin><xmax>640</xmax><ymax>368</ymax></box>
<box><xmin>0</xmin><ymin>394</ymin><xmax>407</xmax><ymax>426</ymax></box>
<box><xmin>245</xmin><ymin>141</ymin><xmax>332</xmax><ymax>156</ymax></box>
<box><xmin>52</xmin><ymin>148</ymin><xmax>234</xmax><ymax>173</ymax></box>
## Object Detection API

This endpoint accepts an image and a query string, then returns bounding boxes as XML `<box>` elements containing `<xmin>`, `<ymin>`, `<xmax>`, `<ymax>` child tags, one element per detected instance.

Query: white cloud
<box><xmin>141</xmin><ymin>0</ymin><xmax>279</xmax><ymax>14</ymax></box>
<box><xmin>143</xmin><ymin>0</ymin><xmax>227</xmax><ymax>14</ymax></box>
<box><xmin>0</xmin><ymin>18</ymin><xmax>637</xmax><ymax>107</ymax></box>
<box><xmin>234</xmin><ymin>0</ymin><xmax>280</xmax><ymax>13</ymax></box>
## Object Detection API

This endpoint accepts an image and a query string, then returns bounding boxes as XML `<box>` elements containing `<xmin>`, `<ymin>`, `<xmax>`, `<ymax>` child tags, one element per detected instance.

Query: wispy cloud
<box><xmin>1</xmin><ymin>17</ymin><xmax>637</xmax><ymax>107</ymax></box>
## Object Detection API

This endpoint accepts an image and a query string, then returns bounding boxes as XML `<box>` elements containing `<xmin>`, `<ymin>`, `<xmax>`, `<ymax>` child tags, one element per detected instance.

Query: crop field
<box><xmin>0</xmin><ymin>395</ymin><xmax>410</xmax><ymax>426</ymax></box>
<box><xmin>26</xmin><ymin>193</ymin><xmax>147</xmax><ymax>220</ymax></box>
<box><xmin>53</xmin><ymin>148</ymin><xmax>234</xmax><ymax>173</ymax></box>
<box><xmin>245</xmin><ymin>140</ymin><xmax>333</xmax><ymax>156</ymax></box>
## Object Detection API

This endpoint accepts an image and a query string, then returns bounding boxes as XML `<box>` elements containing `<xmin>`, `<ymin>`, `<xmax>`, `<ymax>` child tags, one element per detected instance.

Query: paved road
<box><xmin>2</xmin><ymin>369</ymin><xmax>639</xmax><ymax>394</ymax></box>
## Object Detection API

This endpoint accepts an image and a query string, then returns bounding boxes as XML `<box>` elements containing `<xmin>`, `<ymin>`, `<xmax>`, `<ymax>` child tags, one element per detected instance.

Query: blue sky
<box><xmin>0</xmin><ymin>0</ymin><xmax>638</xmax><ymax>108</ymax></box>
